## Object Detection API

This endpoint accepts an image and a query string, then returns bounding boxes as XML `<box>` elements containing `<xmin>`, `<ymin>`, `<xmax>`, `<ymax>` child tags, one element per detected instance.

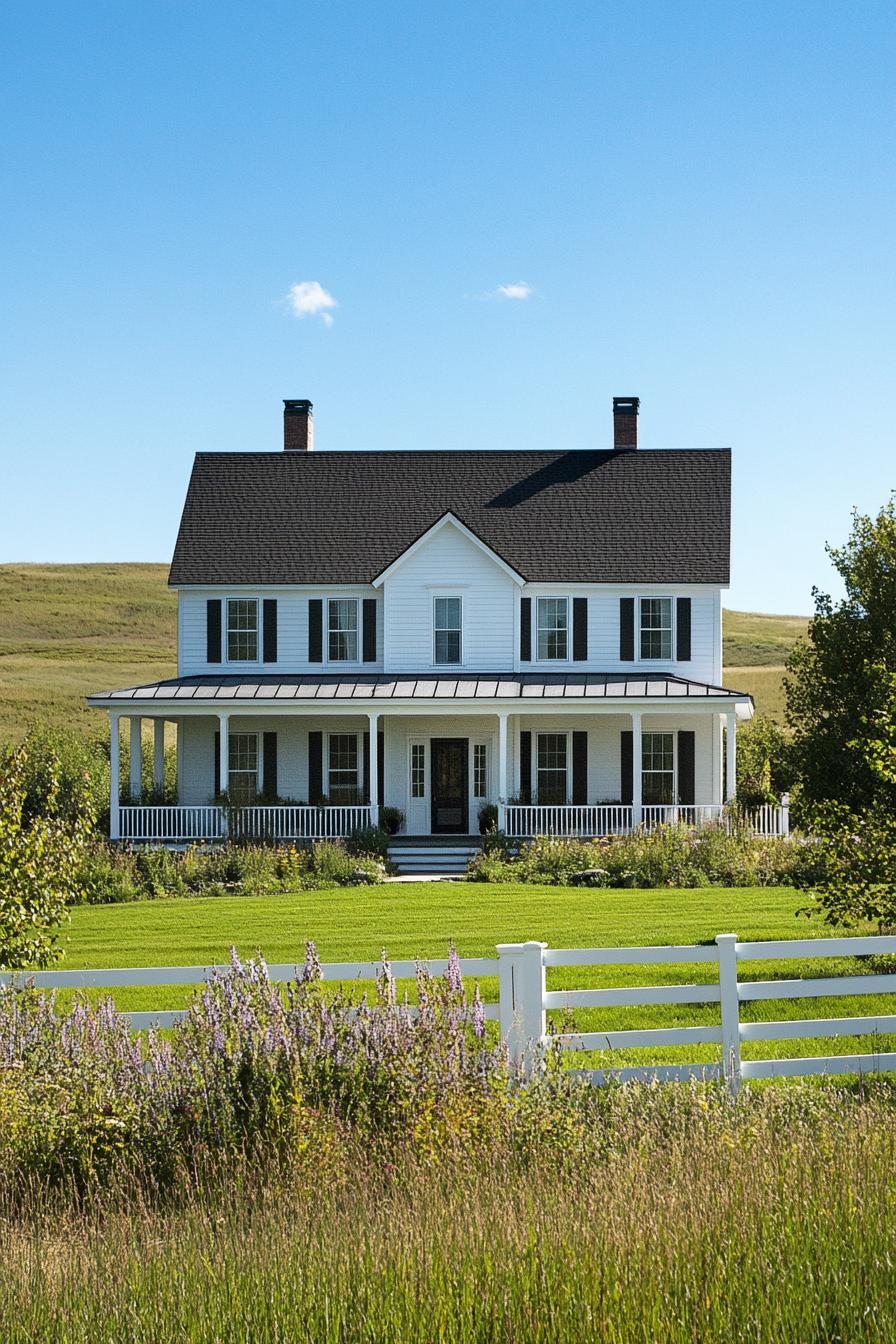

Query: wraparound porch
<box><xmin>90</xmin><ymin>672</ymin><xmax>758</xmax><ymax>841</ymax></box>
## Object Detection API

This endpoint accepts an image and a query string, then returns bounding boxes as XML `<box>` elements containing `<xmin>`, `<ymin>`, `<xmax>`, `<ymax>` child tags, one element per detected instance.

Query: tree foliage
<box><xmin>798</xmin><ymin>666</ymin><xmax>896</xmax><ymax>927</ymax></box>
<box><xmin>785</xmin><ymin>497</ymin><xmax>896</xmax><ymax>812</ymax></box>
<box><xmin>736</xmin><ymin>715</ymin><xmax>794</xmax><ymax>809</ymax></box>
<box><xmin>0</xmin><ymin>744</ymin><xmax>92</xmax><ymax>969</ymax></box>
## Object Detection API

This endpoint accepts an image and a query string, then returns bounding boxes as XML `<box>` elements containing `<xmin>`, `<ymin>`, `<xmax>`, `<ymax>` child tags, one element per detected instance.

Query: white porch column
<box><xmin>109</xmin><ymin>712</ymin><xmax>121</xmax><ymax>840</ymax></box>
<box><xmin>218</xmin><ymin>712</ymin><xmax>230</xmax><ymax>795</ymax></box>
<box><xmin>631</xmin><ymin>710</ymin><xmax>642</xmax><ymax>828</ymax></box>
<box><xmin>129</xmin><ymin>717</ymin><xmax>142</xmax><ymax>799</ymax></box>
<box><xmin>726</xmin><ymin>711</ymin><xmax>738</xmax><ymax>803</ymax></box>
<box><xmin>497</xmin><ymin>710</ymin><xmax>509</xmax><ymax>830</ymax></box>
<box><xmin>368</xmin><ymin>711</ymin><xmax>380</xmax><ymax>826</ymax></box>
<box><xmin>153</xmin><ymin>720</ymin><xmax>166</xmax><ymax>794</ymax></box>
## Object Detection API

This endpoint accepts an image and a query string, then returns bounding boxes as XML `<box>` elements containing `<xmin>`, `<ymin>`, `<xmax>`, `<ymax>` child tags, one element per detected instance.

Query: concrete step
<box><xmin>388</xmin><ymin>843</ymin><xmax>480</xmax><ymax>875</ymax></box>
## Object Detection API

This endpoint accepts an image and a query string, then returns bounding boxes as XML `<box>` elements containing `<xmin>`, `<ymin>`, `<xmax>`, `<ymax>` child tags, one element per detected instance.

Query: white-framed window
<box><xmin>639</xmin><ymin>597</ymin><xmax>673</xmax><ymax>660</ymax></box>
<box><xmin>327</xmin><ymin>733</ymin><xmax>361</xmax><ymax>803</ymax></box>
<box><xmin>473</xmin><ymin>743</ymin><xmax>487</xmax><ymax>799</ymax></box>
<box><xmin>228</xmin><ymin>732</ymin><xmax>258</xmax><ymax>803</ymax></box>
<box><xmin>536</xmin><ymin>597</ymin><xmax>568</xmax><ymax>660</ymax></box>
<box><xmin>328</xmin><ymin>599</ymin><xmax>359</xmax><ymax>662</ymax></box>
<box><xmin>642</xmin><ymin>732</ymin><xmax>675</xmax><ymax>804</ymax></box>
<box><xmin>536</xmin><ymin>732</ymin><xmax>568</xmax><ymax>804</ymax></box>
<box><xmin>227</xmin><ymin>599</ymin><xmax>258</xmax><ymax>662</ymax></box>
<box><xmin>410</xmin><ymin>743</ymin><xmax>426</xmax><ymax>798</ymax></box>
<box><xmin>433</xmin><ymin>596</ymin><xmax>462</xmax><ymax>665</ymax></box>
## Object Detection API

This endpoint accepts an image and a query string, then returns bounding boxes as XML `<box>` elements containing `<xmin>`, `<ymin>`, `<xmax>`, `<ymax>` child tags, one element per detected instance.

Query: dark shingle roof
<box><xmin>88</xmin><ymin>672</ymin><xmax>750</xmax><ymax>705</ymax></box>
<box><xmin>168</xmin><ymin>449</ymin><xmax>730</xmax><ymax>586</ymax></box>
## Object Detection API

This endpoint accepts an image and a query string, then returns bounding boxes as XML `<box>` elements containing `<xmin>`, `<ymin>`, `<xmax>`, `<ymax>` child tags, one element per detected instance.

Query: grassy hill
<box><xmin>0</xmin><ymin>564</ymin><xmax>809</xmax><ymax>743</ymax></box>
<box><xmin>722</xmin><ymin>609</ymin><xmax>809</xmax><ymax>722</ymax></box>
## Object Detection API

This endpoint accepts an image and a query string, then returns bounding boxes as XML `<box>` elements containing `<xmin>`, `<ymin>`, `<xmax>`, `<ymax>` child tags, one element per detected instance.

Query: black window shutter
<box><xmin>362</xmin><ymin>599</ymin><xmax>377</xmax><ymax>663</ymax></box>
<box><xmin>573</xmin><ymin>597</ymin><xmax>588</xmax><ymax>661</ymax></box>
<box><xmin>262</xmin><ymin>600</ymin><xmax>278</xmax><ymax>663</ymax></box>
<box><xmin>572</xmin><ymin>731</ymin><xmax>588</xmax><ymax>803</ymax></box>
<box><xmin>676</xmin><ymin>598</ymin><xmax>692</xmax><ymax>662</ymax></box>
<box><xmin>620</xmin><ymin>730</ymin><xmax>633</xmax><ymax>804</ymax></box>
<box><xmin>677</xmin><ymin>731</ymin><xmax>695</xmax><ymax>804</ymax></box>
<box><xmin>262</xmin><ymin>732</ymin><xmax>278</xmax><ymax>798</ymax></box>
<box><xmin>363</xmin><ymin>732</ymin><xmax>370</xmax><ymax>800</ymax></box>
<box><xmin>308</xmin><ymin>731</ymin><xmax>323</xmax><ymax>803</ymax></box>
<box><xmin>519</xmin><ymin>730</ymin><xmax>532</xmax><ymax>803</ymax></box>
<box><xmin>520</xmin><ymin>597</ymin><xmax>532</xmax><ymax>663</ymax></box>
<box><xmin>207</xmin><ymin>599</ymin><xmax>222</xmax><ymax>664</ymax></box>
<box><xmin>214</xmin><ymin>731</ymin><xmax>221</xmax><ymax>797</ymax></box>
<box><xmin>619</xmin><ymin>598</ymin><xmax>635</xmax><ymax>662</ymax></box>
<box><xmin>378</xmin><ymin>730</ymin><xmax>385</xmax><ymax>804</ymax></box>
<box><xmin>308</xmin><ymin>600</ymin><xmax>323</xmax><ymax>663</ymax></box>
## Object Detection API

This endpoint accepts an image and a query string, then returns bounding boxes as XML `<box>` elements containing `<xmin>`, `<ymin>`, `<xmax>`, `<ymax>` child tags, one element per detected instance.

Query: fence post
<box><xmin>780</xmin><ymin>793</ymin><xmax>791</xmax><ymax>837</ymax></box>
<box><xmin>496</xmin><ymin>941</ymin><xmax>547</xmax><ymax>1077</ymax></box>
<box><xmin>715</xmin><ymin>933</ymin><xmax>741</xmax><ymax>1097</ymax></box>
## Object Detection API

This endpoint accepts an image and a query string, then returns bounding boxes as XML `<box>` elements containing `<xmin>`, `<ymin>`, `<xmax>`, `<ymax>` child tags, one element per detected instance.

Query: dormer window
<box><xmin>639</xmin><ymin>598</ymin><xmax>672</xmax><ymax>660</ymax></box>
<box><xmin>328</xmin><ymin>599</ymin><xmax>358</xmax><ymax>662</ymax></box>
<box><xmin>537</xmin><ymin>597</ymin><xmax>568</xmax><ymax>660</ymax></box>
<box><xmin>433</xmin><ymin>596</ymin><xmax>462</xmax><ymax>665</ymax></box>
<box><xmin>227</xmin><ymin>599</ymin><xmax>258</xmax><ymax>662</ymax></box>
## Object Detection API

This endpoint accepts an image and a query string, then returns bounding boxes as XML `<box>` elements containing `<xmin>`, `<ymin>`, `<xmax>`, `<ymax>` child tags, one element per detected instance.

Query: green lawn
<box><xmin>55</xmin><ymin>882</ymin><xmax>896</xmax><ymax>1073</ymax></box>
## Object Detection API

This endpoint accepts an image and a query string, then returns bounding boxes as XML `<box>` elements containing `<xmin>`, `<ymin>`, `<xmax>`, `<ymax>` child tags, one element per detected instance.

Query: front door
<box><xmin>431</xmin><ymin>738</ymin><xmax>469</xmax><ymax>834</ymax></box>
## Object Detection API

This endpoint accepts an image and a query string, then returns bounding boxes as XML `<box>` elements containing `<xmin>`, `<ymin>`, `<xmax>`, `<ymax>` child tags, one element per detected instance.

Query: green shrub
<box><xmin>379</xmin><ymin>807</ymin><xmax>404</xmax><ymax>836</ymax></box>
<box><xmin>467</xmin><ymin>823</ymin><xmax>806</xmax><ymax>888</ymax></box>
<box><xmin>345</xmin><ymin>825</ymin><xmax>390</xmax><ymax>862</ymax></box>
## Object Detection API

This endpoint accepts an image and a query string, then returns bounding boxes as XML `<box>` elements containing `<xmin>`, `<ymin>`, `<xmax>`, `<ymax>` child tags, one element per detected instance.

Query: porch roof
<box><xmin>87</xmin><ymin>672</ymin><xmax>752</xmax><ymax>707</ymax></box>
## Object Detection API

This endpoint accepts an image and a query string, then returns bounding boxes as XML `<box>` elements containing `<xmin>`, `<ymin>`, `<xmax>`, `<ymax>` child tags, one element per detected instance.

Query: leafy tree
<box><xmin>798</xmin><ymin>666</ymin><xmax>896</xmax><ymax>927</ymax></box>
<box><xmin>736</xmin><ymin>715</ymin><xmax>794</xmax><ymax>809</ymax></box>
<box><xmin>0</xmin><ymin>743</ymin><xmax>92</xmax><ymax>968</ymax></box>
<box><xmin>785</xmin><ymin>497</ymin><xmax>896</xmax><ymax>812</ymax></box>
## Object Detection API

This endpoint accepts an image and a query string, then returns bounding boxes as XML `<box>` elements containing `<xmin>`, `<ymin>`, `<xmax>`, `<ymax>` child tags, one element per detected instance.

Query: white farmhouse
<box><xmin>89</xmin><ymin>396</ymin><xmax>760</xmax><ymax>870</ymax></box>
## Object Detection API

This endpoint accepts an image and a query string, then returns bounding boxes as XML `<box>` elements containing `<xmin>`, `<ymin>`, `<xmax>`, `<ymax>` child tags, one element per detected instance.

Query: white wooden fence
<box><xmin>4</xmin><ymin>933</ymin><xmax>896</xmax><ymax>1094</ymax></box>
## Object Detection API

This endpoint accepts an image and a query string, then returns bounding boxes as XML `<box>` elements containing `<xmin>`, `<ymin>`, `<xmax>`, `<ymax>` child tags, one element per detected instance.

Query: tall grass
<box><xmin>0</xmin><ymin>1084</ymin><xmax>894</xmax><ymax>1342</ymax></box>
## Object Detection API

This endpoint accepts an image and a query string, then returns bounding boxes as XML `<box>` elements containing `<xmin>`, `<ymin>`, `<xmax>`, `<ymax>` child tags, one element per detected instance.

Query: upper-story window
<box><xmin>639</xmin><ymin>598</ymin><xmax>672</xmax><ymax>660</ymax></box>
<box><xmin>433</xmin><ymin>596</ymin><xmax>462</xmax><ymax>665</ymax></box>
<box><xmin>227</xmin><ymin>599</ymin><xmax>258</xmax><ymax>661</ymax></box>
<box><xmin>537</xmin><ymin>597</ymin><xmax>568</xmax><ymax>660</ymax></box>
<box><xmin>328</xmin><ymin>599</ymin><xmax>358</xmax><ymax>662</ymax></box>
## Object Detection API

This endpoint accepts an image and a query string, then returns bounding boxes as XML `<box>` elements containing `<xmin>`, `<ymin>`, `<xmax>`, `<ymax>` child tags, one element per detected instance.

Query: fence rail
<box><xmin>5</xmin><ymin>932</ymin><xmax>896</xmax><ymax>1093</ymax></box>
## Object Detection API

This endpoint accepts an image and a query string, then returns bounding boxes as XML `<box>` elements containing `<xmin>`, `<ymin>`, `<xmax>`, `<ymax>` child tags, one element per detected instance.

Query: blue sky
<box><xmin>2</xmin><ymin>1</ymin><xmax>894</xmax><ymax>613</ymax></box>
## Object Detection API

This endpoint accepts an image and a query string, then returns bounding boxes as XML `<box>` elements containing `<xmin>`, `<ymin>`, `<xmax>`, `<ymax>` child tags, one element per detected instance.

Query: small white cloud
<box><xmin>285</xmin><ymin>280</ymin><xmax>338</xmax><ymax>324</ymax></box>
<box><xmin>496</xmin><ymin>281</ymin><xmax>532</xmax><ymax>300</ymax></box>
<box><xmin>468</xmin><ymin>280</ymin><xmax>535</xmax><ymax>302</ymax></box>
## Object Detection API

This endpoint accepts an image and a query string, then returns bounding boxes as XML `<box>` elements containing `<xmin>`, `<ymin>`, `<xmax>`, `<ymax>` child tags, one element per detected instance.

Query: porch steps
<box><xmin>387</xmin><ymin>841</ymin><xmax>480</xmax><ymax>876</ymax></box>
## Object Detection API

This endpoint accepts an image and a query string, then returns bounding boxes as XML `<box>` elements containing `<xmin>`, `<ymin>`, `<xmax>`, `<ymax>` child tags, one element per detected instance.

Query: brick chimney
<box><xmin>284</xmin><ymin>399</ymin><xmax>314</xmax><ymax>452</ymax></box>
<box><xmin>612</xmin><ymin>396</ymin><xmax>639</xmax><ymax>450</ymax></box>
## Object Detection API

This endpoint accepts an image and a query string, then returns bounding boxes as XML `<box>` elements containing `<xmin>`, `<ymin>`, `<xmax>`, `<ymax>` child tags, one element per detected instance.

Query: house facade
<box><xmin>88</xmin><ymin>396</ymin><xmax>762</xmax><ymax>846</ymax></box>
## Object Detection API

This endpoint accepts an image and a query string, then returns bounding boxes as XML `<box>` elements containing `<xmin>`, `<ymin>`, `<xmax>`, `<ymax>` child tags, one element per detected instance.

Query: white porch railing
<box><xmin>505</xmin><ymin>802</ymin><xmax>790</xmax><ymax>839</ymax></box>
<box><xmin>118</xmin><ymin>805</ymin><xmax>372</xmax><ymax>843</ymax></box>
<box><xmin>505</xmin><ymin>805</ymin><xmax>634</xmax><ymax>838</ymax></box>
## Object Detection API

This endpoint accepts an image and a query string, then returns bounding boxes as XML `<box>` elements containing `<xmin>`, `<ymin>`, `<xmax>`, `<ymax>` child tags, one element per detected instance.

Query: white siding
<box><xmin>382</xmin><ymin>523</ymin><xmax>517</xmax><ymax>673</ymax></box>
<box><xmin>178</xmin><ymin>588</ymin><xmax>383</xmax><ymax>677</ymax></box>
<box><xmin>521</xmin><ymin>585</ymin><xmax>719</xmax><ymax>685</ymax></box>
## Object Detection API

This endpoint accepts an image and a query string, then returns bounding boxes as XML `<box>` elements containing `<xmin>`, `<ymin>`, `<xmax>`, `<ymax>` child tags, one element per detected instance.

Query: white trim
<box><xmin>637</xmin><ymin>594</ymin><xmax>674</xmax><ymax>662</ymax></box>
<box><xmin>326</xmin><ymin>729</ymin><xmax>363</xmax><ymax>802</ymax></box>
<box><xmin>431</xmin><ymin>593</ymin><xmax>464</xmax><ymax>668</ymax></box>
<box><xmin>371</xmin><ymin>513</ymin><xmax>526</xmax><ymax>588</ymax></box>
<box><xmin>88</xmin><ymin>697</ymin><xmax>754</xmax><ymax>719</ymax></box>
<box><xmin>534</xmin><ymin>595</ymin><xmax>570</xmax><ymax>663</ymax></box>
<box><xmin>326</xmin><ymin>596</ymin><xmax>361</xmax><ymax>667</ymax></box>
<box><xmin>224</xmin><ymin>596</ymin><xmax>260</xmax><ymax>666</ymax></box>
